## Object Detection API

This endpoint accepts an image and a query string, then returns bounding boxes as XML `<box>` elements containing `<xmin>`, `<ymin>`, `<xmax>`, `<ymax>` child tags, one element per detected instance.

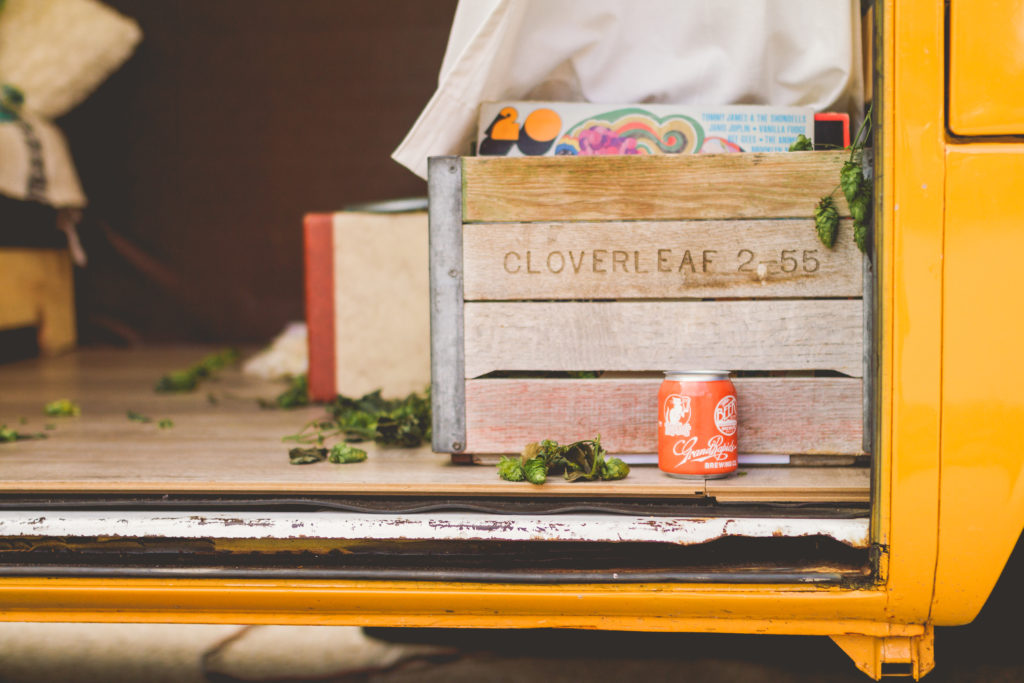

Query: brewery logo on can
<box><xmin>714</xmin><ymin>395</ymin><xmax>737</xmax><ymax>436</ymax></box>
<box><xmin>663</xmin><ymin>394</ymin><xmax>691</xmax><ymax>436</ymax></box>
<box><xmin>658</xmin><ymin>370</ymin><xmax>738</xmax><ymax>479</ymax></box>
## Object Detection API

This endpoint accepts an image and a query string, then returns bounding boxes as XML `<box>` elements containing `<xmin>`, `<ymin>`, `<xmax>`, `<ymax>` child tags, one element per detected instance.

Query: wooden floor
<box><xmin>0</xmin><ymin>348</ymin><xmax>869</xmax><ymax>502</ymax></box>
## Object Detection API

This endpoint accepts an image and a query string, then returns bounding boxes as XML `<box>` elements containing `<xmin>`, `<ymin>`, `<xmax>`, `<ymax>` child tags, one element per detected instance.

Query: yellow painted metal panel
<box><xmin>832</xmin><ymin>626</ymin><xmax>935</xmax><ymax>680</ymax></box>
<box><xmin>881</xmin><ymin>0</ymin><xmax>944</xmax><ymax>623</ymax></box>
<box><xmin>934</xmin><ymin>146</ymin><xmax>1024</xmax><ymax>624</ymax></box>
<box><xmin>948</xmin><ymin>1</ymin><xmax>1024</xmax><ymax>136</ymax></box>
<box><xmin>0</xmin><ymin>578</ymin><xmax>895</xmax><ymax>633</ymax></box>
<box><xmin>0</xmin><ymin>2</ymin><xmax>965</xmax><ymax>642</ymax></box>
<box><xmin>872</xmin><ymin>0</ymin><xmax>895</xmax><ymax>577</ymax></box>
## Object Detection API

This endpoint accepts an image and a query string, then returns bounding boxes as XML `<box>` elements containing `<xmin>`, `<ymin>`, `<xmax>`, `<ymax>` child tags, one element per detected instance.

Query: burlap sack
<box><xmin>0</xmin><ymin>0</ymin><xmax>141</xmax><ymax>119</ymax></box>
<box><xmin>0</xmin><ymin>109</ymin><xmax>85</xmax><ymax>208</ymax></box>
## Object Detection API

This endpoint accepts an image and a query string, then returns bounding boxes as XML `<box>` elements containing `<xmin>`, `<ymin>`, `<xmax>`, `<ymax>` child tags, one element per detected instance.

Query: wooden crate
<box><xmin>428</xmin><ymin>152</ymin><xmax>867</xmax><ymax>463</ymax></box>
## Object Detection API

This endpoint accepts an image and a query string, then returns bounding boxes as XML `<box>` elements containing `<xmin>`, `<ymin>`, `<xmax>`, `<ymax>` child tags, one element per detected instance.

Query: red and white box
<box><xmin>304</xmin><ymin>210</ymin><xmax>430</xmax><ymax>401</ymax></box>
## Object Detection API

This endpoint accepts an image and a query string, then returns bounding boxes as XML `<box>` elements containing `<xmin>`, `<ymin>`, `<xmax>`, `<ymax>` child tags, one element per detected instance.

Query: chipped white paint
<box><xmin>0</xmin><ymin>512</ymin><xmax>869</xmax><ymax>547</ymax></box>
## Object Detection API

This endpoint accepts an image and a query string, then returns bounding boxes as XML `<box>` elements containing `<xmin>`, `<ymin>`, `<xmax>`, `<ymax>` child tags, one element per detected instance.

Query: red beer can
<box><xmin>657</xmin><ymin>370</ymin><xmax>738</xmax><ymax>479</ymax></box>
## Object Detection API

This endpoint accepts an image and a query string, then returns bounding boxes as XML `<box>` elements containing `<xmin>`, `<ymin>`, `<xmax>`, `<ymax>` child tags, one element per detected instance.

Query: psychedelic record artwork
<box><xmin>475</xmin><ymin>102</ymin><xmax>814</xmax><ymax>156</ymax></box>
<box><xmin>554</xmin><ymin>108</ymin><xmax>703</xmax><ymax>156</ymax></box>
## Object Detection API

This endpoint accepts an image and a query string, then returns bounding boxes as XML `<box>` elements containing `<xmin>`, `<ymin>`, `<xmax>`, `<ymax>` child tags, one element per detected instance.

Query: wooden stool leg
<box><xmin>0</xmin><ymin>248</ymin><xmax>76</xmax><ymax>355</ymax></box>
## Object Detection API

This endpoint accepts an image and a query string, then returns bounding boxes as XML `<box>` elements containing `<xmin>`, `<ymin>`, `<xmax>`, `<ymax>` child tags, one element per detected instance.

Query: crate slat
<box><xmin>428</xmin><ymin>156</ymin><xmax>467</xmax><ymax>453</ymax></box>
<box><xmin>462</xmin><ymin>152</ymin><xmax>851</xmax><ymax>223</ymax></box>
<box><xmin>463</xmin><ymin>219</ymin><xmax>862</xmax><ymax>300</ymax></box>
<box><xmin>464</xmin><ymin>377</ymin><xmax>864</xmax><ymax>455</ymax></box>
<box><xmin>463</xmin><ymin>300</ymin><xmax>863</xmax><ymax>378</ymax></box>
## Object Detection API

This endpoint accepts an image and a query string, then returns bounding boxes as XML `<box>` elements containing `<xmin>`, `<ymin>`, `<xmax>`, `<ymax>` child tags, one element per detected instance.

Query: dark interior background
<box><xmin>54</xmin><ymin>0</ymin><xmax>457</xmax><ymax>344</ymax></box>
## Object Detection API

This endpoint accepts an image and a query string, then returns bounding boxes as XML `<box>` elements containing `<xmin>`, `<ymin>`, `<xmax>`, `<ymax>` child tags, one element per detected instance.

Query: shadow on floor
<box><xmin>0</xmin><ymin>536</ymin><xmax>1020</xmax><ymax>682</ymax></box>
<box><xmin>364</xmin><ymin>533</ymin><xmax>1024</xmax><ymax>682</ymax></box>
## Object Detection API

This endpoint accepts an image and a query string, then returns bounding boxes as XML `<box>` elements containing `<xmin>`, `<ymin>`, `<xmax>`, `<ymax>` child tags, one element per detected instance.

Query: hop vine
<box><xmin>806</xmin><ymin>107</ymin><xmax>873</xmax><ymax>253</ymax></box>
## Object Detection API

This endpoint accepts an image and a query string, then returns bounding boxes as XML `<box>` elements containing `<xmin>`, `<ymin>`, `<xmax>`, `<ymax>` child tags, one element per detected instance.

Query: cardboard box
<box><xmin>305</xmin><ymin>210</ymin><xmax>430</xmax><ymax>401</ymax></box>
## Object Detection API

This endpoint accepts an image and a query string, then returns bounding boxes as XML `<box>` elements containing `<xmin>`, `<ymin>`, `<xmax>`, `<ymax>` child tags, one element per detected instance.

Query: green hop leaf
<box><xmin>567</xmin><ymin>371</ymin><xmax>599</xmax><ymax>379</ymax></box>
<box><xmin>375</xmin><ymin>414</ymin><xmax>424</xmax><ymax>448</ymax></box>
<box><xmin>497</xmin><ymin>455</ymin><xmax>526</xmax><ymax>482</ymax></box>
<box><xmin>44</xmin><ymin>398</ymin><xmax>80</xmax><ymax>417</ymax></box>
<box><xmin>155</xmin><ymin>348</ymin><xmax>238</xmax><ymax>393</ymax></box>
<box><xmin>289</xmin><ymin>447</ymin><xmax>328</xmax><ymax>465</ymax></box>
<box><xmin>328</xmin><ymin>443</ymin><xmax>368</xmax><ymax>464</ymax></box>
<box><xmin>814</xmin><ymin>196</ymin><xmax>839</xmax><ymax>248</ymax></box>
<box><xmin>561</xmin><ymin>437</ymin><xmax>611</xmax><ymax>482</ymax></box>
<box><xmin>508</xmin><ymin>436</ymin><xmax>629</xmax><ymax>483</ymax></box>
<box><xmin>325</xmin><ymin>387</ymin><xmax>431</xmax><ymax>447</ymax></box>
<box><xmin>274</xmin><ymin>374</ymin><xmax>309</xmax><ymax>409</ymax></box>
<box><xmin>788</xmin><ymin>134</ymin><xmax>813</xmax><ymax>152</ymax></box>
<box><xmin>155</xmin><ymin>369</ymin><xmax>200</xmax><ymax>392</ymax></box>
<box><xmin>1</xmin><ymin>424</ymin><xmax>48</xmax><ymax>442</ymax></box>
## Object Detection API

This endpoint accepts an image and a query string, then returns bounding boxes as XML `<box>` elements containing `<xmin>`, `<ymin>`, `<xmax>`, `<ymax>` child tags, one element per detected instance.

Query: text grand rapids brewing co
<box><xmin>657</xmin><ymin>371</ymin><xmax>738</xmax><ymax>479</ymax></box>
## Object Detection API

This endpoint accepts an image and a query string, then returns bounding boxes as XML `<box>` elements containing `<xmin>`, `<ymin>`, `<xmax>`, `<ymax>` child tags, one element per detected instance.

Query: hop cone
<box><xmin>601</xmin><ymin>458</ymin><xmax>631</xmax><ymax>481</ymax></box>
<box><xmin>851</xmin><ymin>183</ymin><xmax>872</xmax><ymax>254</ymax></box>
<box><xmin>328</xmin><ymin>443</ymin><xmax>367</xmax><ymax>464</ymax></box>
<box><xmin>497</xmin><ymin>455</ymin><xmax>525</xmax><ymax>482</ymax></box>
<box><xmin>840</xmin><ymin>160</ymin><xmax>862</xmax><ymax>205</ymax></box>
<box><xmin>849</xmin><ymin>192</ymin><xmax>868</xmax><ymax>224</ymax></box>
<box><xmin>815</xmin><ymin>196</ymin><xmax>839</xmax><ymax>248</ymax></box>
<box><xmin>854</xmin><ymin>219</ymin><xmax>869</xmax><ymax>254</ymax></box>
<box><xmin>524</xmin><ymin>456</ymin><xmax>548</xmax><ymax>485</ymax></box>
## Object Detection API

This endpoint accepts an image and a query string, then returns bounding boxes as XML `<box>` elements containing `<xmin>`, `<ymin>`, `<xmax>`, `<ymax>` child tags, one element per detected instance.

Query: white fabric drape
<box><xmin>394</xmin><ymin>0</ymin><xmax>863</xmax><ymax>178</ymax></box>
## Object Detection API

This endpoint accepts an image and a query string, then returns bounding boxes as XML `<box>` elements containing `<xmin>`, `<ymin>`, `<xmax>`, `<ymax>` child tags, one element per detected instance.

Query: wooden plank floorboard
<box><xmin>0</xmin><ymin>348</ymin><xmax>868</xmax><ymax>502</ymax></box>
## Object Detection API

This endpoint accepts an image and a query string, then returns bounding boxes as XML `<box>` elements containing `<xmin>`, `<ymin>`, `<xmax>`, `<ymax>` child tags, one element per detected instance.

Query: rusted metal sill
<box><xmin>0</xmin><ymin>494</ymin><xmax>870</xmax><ymax>518</ymax></box>
<box><xmin>0</xmin><ymin>511</ymin><xmax>870</xmax><ymax>547</ymax></box>
<box><xmin>0</xmin><ymin>564</ymin><xmax>865</xmax><ymax>584</ymax></box>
